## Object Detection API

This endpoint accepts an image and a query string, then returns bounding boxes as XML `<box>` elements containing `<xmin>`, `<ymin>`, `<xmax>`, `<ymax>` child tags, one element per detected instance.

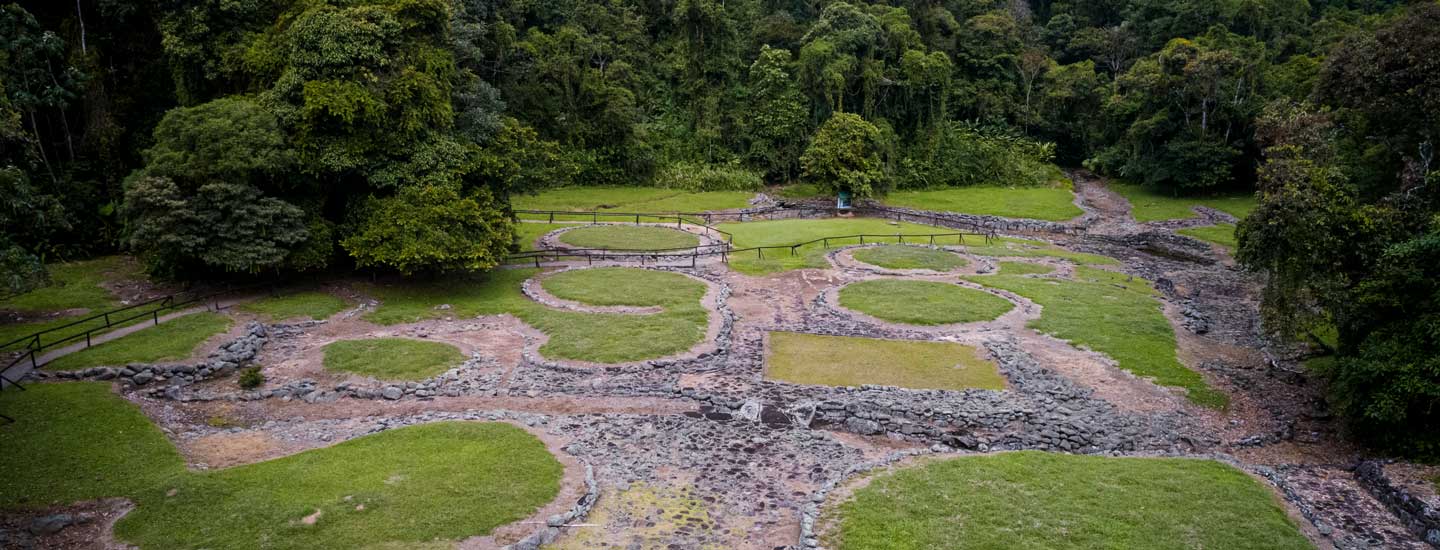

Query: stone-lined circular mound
<box><xmin>558</xmin><ymin>225</ymin><xmax>699</xmax><ymax>250</ymax></box>
<box><xmin>838</xmin><ymin>280</ymin><xmax>1012</xmax><ymax>325</ymax></box>
<box><xmin>851</xmin><ymin>245</ymin><xmax>967</xmax><ymax>271</ymax></box>
<box><xmin>828</xmin><ymin>451</ymin><xmax>1312</xmax><ymax>550</ymax></box>
<box><xmin>322</xmin><ymin>337</ymin><xmax>465</xmax><ymax>380</ymax></box>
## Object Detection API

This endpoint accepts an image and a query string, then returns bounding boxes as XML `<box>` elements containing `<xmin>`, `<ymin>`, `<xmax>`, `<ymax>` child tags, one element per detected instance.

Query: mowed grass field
<box><xmin>829</xmin><ymin>451</ymin><xmax>1312</xmax><ymax>550</ymax></box>
<box><xmin>766</xmin><ymin>332</ymin><xmax>1005</xmax><ymax>391</ymax></box>
<box><xmin>558</xmin><ymin>225</ymin><xmax>700</xmax><ymax>250</ymax></box>
<box><xmin>1179</xmin><ymin>223</ymin><xmax>1239</xmax><ymax>250</ymax></box>
<box><xmin>322</xmin><ymin>337</ymin><xmax>466</xmax><ymax>380</ymax></box>
<box><xmin>839</xmin><ymin>280</ymin><xmax>1013</xmax><ymax>325</ymax></box>
<box><xmin>0</xmin><ymin>383</ymin><xmax>565</xmax><ymax>550</ymax></box>
<box><xmin>851</xmin><ymin>245</ymin><xmax>968</xmax><ymax>271</ymax></box>
<box><xmin>717</xmin><ymin>218</ymin><xmax>955</xmax><ymax>275</ymax></box>
<box><xmin>364</xmin><ymin>267</ymin><xmax>710</xmax><ymax>364</ymax></box>
<box><xmin>239</xmin><ymin>291</ymin><xmax>348</xmax><ymax>321</ymax></box>
<box><xmin>966</xmin><ymin>267</ymin><xmax>1225</xmax><ymax>408</ymax></box>
<box><xmin>0</xmin><ymin>256</ymin><xmax>144</xmax><ymax>350</ymax></box>
<box><xmin>1109</xmin><ymin>181</ymin><xmax>1258</xmax><ymax>222</ymax></box>
<box><xmin>883</xmin><ymin>185</ymin><xmax>1083</xmax><ymax>221</ymax></box>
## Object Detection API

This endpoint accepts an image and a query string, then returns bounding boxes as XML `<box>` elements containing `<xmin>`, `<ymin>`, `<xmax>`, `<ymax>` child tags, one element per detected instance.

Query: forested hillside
<box><xmin>2</xmin><ymin>1</ymin><xmax>1437</xmax><ymax>452</ymax></box>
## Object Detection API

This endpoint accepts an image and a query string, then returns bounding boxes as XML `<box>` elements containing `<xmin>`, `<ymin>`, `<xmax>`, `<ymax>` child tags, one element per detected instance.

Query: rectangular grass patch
<box><xmin>765</xmin><ymin>332</ymin><xmax>1004</xmax><ymax>391</ymax></box>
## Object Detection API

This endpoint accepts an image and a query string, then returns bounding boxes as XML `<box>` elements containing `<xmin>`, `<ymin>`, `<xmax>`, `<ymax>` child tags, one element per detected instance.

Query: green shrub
<box><xmin>897</xmin><ymin>121</ymin><xmax>1057</xmax><ymax>189</ymax></box>
<box><xmin>237</xmin><ymin>366</ymin><xmax>265</xmax><ymax>389</ymax></box>
<box><xmin>655</xmin><ymin>161</ymin><xmax>764</xmax><ymax>192</ymax></box>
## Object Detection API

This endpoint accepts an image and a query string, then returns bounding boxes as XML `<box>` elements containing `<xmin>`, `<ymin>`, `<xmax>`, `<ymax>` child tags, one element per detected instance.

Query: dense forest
<box><xmin>1</xmin><ymin>0</ymin><xmax>1436</xmax><ymax>454</ymax></box>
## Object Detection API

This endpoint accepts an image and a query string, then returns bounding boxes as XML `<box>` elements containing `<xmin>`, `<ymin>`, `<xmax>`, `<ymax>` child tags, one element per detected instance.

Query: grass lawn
<box><xmin>45</xmin><ymin>312</ymin><xmax>233</xmax><ymax>371</ymax></box>
<box><xmin>766</xmin><ymin>332</ymin><xmax>1004</xmax><ymax>391</ymax></box>
<box><xmin>998</xmin><ymin>261</ymin><xmax>1054</xmax><ymax>275</ymax></box>
<box><xmin>514</xmin><ymin>222</ymin><xmax>573</xmax><ymax>252</ymax></box>
<box><xmin>0</xmin><ymin>256</ymin><xmax>134</xmax><ymax>313</ymax></box>
<box><xmin>839</xmin><ymin>280</ymin><xmax>1013</xmax><ymax>325</ymax></box>
<box><xmin>117</xmin><ymin>422</ymin><xmax>562</xmax><ymax>550</ymax></box>
<box><xmin>830</xmin><ymin>451</ymin><xmax>1312</xmax><ymax>550</ymax></box>
<box><xmin>1110</xmin><ymin>181</ymin><xmax>1258</xmax><ymax>222</ymax></box>
<box><xmin>0</xmin><ymin>256</ymin><xmax>141</xmax><ymax>350</ymax></box>
<box><xmin>364</xmin><ymin>268</ymin><xmax>709</xmax><ymax>364</ymax></box>
<box><xmin>558</xmin><ymin>225</ymin><xmax>700</xmax><ymax>250</ymax></box>
<box><xmin>322</xmin><ymin>338</ymin><xmax>466</xmax><ymax>380</ymax></box>
<box><xmin>1</xmin><ymin>383</ymin><xmax>565</xmax><ymax>549</ymax></box>
<box><xmin>1179</xmin><ymin>223</ymin><xmax>1239</xmax><ymax>250</ymax></box>
<box><xmin>851</xmin><ymin>245</ymin><xmax>968</xmax><ymax>271</ymax></box>
<box><xmin>959</xmin><ymin>236</ymin><xmax>1120</xmax><ymax>266</ymax></box>
<box><xmin>966</xmin><ymin>267</ymin><xmax>1225</xmax><ymax>408</ymax></box>
<box><xmin>513</xmin><ymin>187</ymin><xmax>753</xmax><ymax>213</ymax></box>
<box><xmin>240</xmin><ymin>291</ymin><xmax>347</xmax><ymax>321</ymax></box>
<box><xmin>717</xmin><ymin>218</ymin><xmax>954</xmax><ymax>275</ymax></box>
<box><xmin>883</xmin><ymin>185</ymin><xmax>1083</xmax><ymax>221</ymax></box>
<box><xmin>0</xmin><ymin>383</ymin><xmax>184</xmax><ymax>509</ymax></box>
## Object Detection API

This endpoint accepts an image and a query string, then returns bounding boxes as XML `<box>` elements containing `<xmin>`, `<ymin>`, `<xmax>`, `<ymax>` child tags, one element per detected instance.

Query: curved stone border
<box><xmin>538</xmin><ymin>222</ymin><xmax>726</xmax><ymax>252</ymax></box>
<box><xmin>797</xmin><ymin>447</ymin><xmax>940</xmax><ymax>548</ymax></box>
<box><xmin>817</xmin><ymin>277</ymin><xmax>1032</xmax><ymax>336</ymax></box>
<box><xmin>833</xmin><ymin>243</ymin><xmax>987</xmax><ymax>276</ymax></box>
<box><xmin>32</xmin><ymin>321</ymin><xmax>271</xmax><ymax>398</ymax></box>
<box><xmin>521</xmin><ymin>273</ymin><xmax>663</xmax><ymax>315</ymax></box>
<box><xmin>515</xmin><ymin>266</ymin><xmax>736</xmax><ymax>374</ymax></box>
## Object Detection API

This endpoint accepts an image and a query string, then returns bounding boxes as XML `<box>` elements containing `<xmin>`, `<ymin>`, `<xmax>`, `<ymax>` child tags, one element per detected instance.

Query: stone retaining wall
<box><xmin>1355</xmin><ymin>461</ymin><xmax>1440</xmax><ymax>547</ymax></box>
<box><xmin>32</xmin><ymin>321</ymin><xmax>269</xmax><ymax>399</ymax></box>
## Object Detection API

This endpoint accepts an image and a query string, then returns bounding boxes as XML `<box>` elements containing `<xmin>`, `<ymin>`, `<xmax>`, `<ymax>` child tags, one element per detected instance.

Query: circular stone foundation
<box><xmin>837</xmin><ymin>279</ymin><xmax>1014</xmax><ymax>325</ymax></box>
<box><xmin>851</xmin><ymin>245</ymin><xmax>968</xmax><ymax>271</ymax></box>
<box><xmin>557</xmin><ymin>225</ymin><xmax>700</xmax><ymax>250</ymax></box>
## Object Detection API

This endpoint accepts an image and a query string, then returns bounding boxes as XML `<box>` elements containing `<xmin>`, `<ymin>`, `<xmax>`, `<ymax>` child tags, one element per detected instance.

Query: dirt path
<box><xmin>12</xmin><ymin>185</ymin><xmax>1435</xmax><ymax>550</ymax></box>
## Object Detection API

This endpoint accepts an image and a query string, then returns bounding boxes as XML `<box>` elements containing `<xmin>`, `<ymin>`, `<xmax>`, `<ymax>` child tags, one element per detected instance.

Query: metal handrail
<box><xmin>506</xmin><ymin>230</ymin><xmax>995</xmax><ymax>267</ymax></box>
<box><xmin>0</xmin><ymin>281</ymin><xmax>271</xmax><ymax>391</ymax></box>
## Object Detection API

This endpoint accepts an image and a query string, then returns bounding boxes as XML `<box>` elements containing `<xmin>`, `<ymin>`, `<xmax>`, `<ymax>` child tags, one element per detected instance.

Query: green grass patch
<box><xmin>240</xmin><ymin>291</ymin><xmax>347</xmax><ymax>321</ymax></box>
<box><xmin>0</xmin><ymin>256</ymin><xmax>133</xmax><ymax>314</ymax></box>
<box><xmin>514</xmin><ymin>222</ymin><xmax>572</xmax><ymax>252</ymax></box>
<box><xmin>1178</xmin><ymin>223</ymin><xmax>1239</xmax><ymax>250</ymax></box>
<box><xmin>851</xmin><ymin>245</ymin><xmax>967</xmax><ymax>271</ymax></box>
<box><xmin>364</xmin><ymin>268</ymin><xmax>709</xmax><ymax>364</ymax></box>
<box><xmin>118</xmin><ymin>421</ymin><xmax>563</xmax><ymax>549</ymax></box>
<box><xmin>0</xmin><ymin>383</ymin><xmax>185</xmax><ymax>509</ymax></box>
<box><xmin>883</xmin><ymin>185</ymin><xmax>1083</xmax><ymax>221</ymax></box>
<box><xmin>966</xmin><ymin>267</ymin><xmax>1226</xmax><ymax>408</ymax></box>
<box><xmin>45</xmin><ymin>312</ymin><xmax>233</xmax><ymax>371</ymax></box>
<box><xmin>0</xmin><ymin>384</ymin><xmax>564</xmax><ymax>549</ymax></box>
<box><xmin>322</xmin><ymin>338</ymin><xmax>466</xmax><ymax>380</ymax></box>
<box><xmin>830</xmin><ymin>451</ymin><xmax>1311</xmax><ymax>550</ymax></box>
<box><xmin>717</xmin><ymin>218</ymin><xmax>953</xmax><ymax>275</ymax></box>
<box><xmin>0</xmin><ymin>256</ymin><xmax>144</xmax><ymax>350</ymax></box>
<box><xmin>557</xmin><ymin>225</ymin><xmax>700</xmax><ymax>250</ymax></box>
<box><xmin>998</xmin><ymin>261</ymin><xmax>1054</xmax><ymax>275</ymax></box>
<box><xmin>766</xmin><ymin>332</ymin><xmax>1004</xmax><ymax>391</ymax></box>
<box><xmin>1110</xmin><ymin>182</ymin><xmax>1258</xmax><ymax>222</ymax></box>
<box><xmin>959</xmin><ymin>236</ymin><xmax>1121</xmax><ymax>266</ymax></box>
<box><xmin>513</xmin><ymin>187</ymin><xmax>753</xmax><ymax>213</ymax></box>
<box><xmin>839</xmin><ymin>280</ymin><xmax>1013</xmax><ymax>325</ymax></box>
